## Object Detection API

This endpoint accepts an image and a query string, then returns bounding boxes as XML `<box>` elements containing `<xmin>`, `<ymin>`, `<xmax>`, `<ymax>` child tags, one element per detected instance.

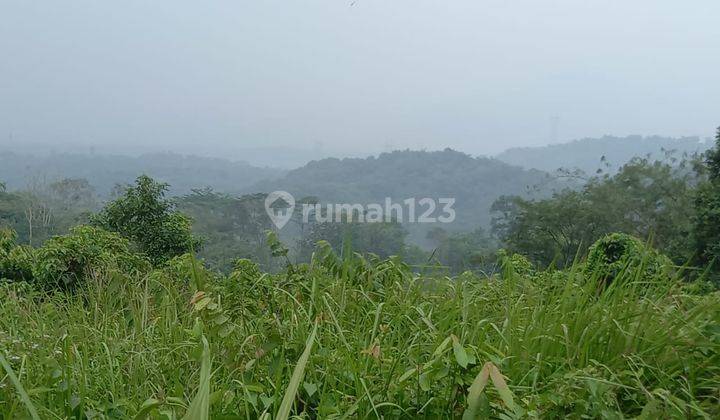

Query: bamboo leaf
<box><xmin>462</xmin><ymin>362</ymin><xmax>491</xmax><ymax>420</ymax></box>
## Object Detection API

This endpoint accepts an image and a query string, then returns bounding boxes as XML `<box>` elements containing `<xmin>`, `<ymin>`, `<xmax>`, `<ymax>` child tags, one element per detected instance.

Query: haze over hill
<box><xmin>0</xmin><ymin>151</ymin><xmax>281</xmax><ymax>196</ymax></box>
<box><xmin>496</xmin><ymin>135</ymin><xmax>712</xmax><ymax>174</ymax></box>
<box><xmin>2</xmin><ymin>1</ymin><xmax>718</xmax><ymax>158</ymax></box>
<box><xmin>1</xmin><ymin>134</ymin><xmax>705</xmax><ymax>202</ymax></box>
<box><xmin>247</xmin><ymin>149</ymin><xmax>568</xmax><ymax>237</ymax></box>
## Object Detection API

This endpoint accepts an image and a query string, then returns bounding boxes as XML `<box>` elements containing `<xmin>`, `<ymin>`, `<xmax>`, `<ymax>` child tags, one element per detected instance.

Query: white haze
<box><xmin>1</xmin><ymin>0</ymin><xmax>718</xmax><ymax>166</ymax></box>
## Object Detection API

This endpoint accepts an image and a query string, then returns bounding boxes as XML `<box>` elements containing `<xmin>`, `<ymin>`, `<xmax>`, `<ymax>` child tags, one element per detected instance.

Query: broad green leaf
<box><xmin>133</xmin><ymin>398</ymin><xmax>163</xmax><ymax>420</ymax></box>
<box><xmin>303</xmin><ymin>381</ymin><xmax>318</xmax><ymax>397</ymax></box>
<box><xmin>462</xmin><ymin>362</ymin><xmax>491</xmax><ymax>420</ymax></box>
<box><xmin>452</xmin><ymin>334</ymin><xmax>470</xmax><ymax>368</ymax></box>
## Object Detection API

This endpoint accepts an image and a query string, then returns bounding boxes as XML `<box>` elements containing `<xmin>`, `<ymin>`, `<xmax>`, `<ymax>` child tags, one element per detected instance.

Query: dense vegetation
<box><xmin>247</xmin><ymin>149</ymin><xmax>568</xmax><ymax>233</ymax></box>
<box><xmin>1</xmin><ymin>133</ymin><xmax>719</xmax><ymax>418</ymax></box>
<box><xmin>0</xmin><ymin>231</ymin><xmax>718</xmax><ymax>418</ymax></box>
<box><xmin>492</xmin><ymin>157</ymin><xmax>696</xmax><ymax>268</ymax></box>
<box><xmin>492</xmin><ymin>129</ymin><xmax>720</xmax><ymax>283</ymax></box>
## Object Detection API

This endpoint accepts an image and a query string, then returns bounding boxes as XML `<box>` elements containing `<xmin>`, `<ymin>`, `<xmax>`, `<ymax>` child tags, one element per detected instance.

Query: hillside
<box><xmin>0</xmin><ymin>151</ymin><xmax>282</xmax><ymax>196</ymax></box>
<box><xmin>497</xmin><ymin>135</ymin><xmax>712</xmax><ymax>174</ymax></box>
<box><xmin>247</xmin><ymin>149</ymin><xmax>568</xmax><ymax>233</ymax></box>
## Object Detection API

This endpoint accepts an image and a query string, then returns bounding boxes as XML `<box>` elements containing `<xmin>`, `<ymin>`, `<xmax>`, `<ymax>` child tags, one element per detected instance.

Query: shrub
<box><xmin>0</xmin><ymin>227</ymin><xmax>16</xmax><ymax>253</ymax></box>
<box><xmin>498</xmin><ymin>248</ymin><xmax>535</xmax><ymax>278</ymax></box>
<box><xmin>32</xmin><ymin>225</ymin><xmax>150</xmax><ymax>290</ymax></box>
<box><xmin>0</xmin><ymin>246</ymin><xmax>35</xmax><ymax>283</ymax></box>
<box><xmin>222</xmin><ymin>258</ymin><xmax>264</xmax><ymax>318</ymax></box>
<box><xmin>148</xmin><ymin>252</ymin><xmax>216</xmax><ymax>291</ymax></box>
<box><xmin>0</xmin><ymin>228</ymin><xmax>35</xmax><ymax>283</ymax></box>
<box><xmin>584</xmin><ymin>233</ymin><xmax>671</xmax><ymax>285</ymax></box>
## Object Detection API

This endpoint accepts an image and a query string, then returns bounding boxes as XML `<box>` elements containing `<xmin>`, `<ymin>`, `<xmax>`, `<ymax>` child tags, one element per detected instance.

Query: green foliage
<box><xmin>298</xmin><ymin>218</ymin><xmax>408</xmax><ymax>261</ymax></box>
<box><xmin>33</xmin><ymin>225</ymin><xmax>150</xmax><ymax>290</ymax></box>
<box><xmin>493</xmin><ymin>157</ymin><xmax>696</xmax><ymax>267</ymax></box>
<box><xmin>0</xmin><ymin>178</ymin><xmax>97</xmax><ymax>247</ymax></box>
<box><xmin>0</xmin><ymin>227</ymin><xmax>16</xmax><ymax>254</ymax></box>
<box><xmin>0</xmin><ymin>246</ymin><xmax>36</xmax><ymax>283</ymax></box>
<box><xmin>266</xmin><ymin>230</ymin><xmax>289</xmax><ymax>258</ymax></box>
<box><xmin>0</xmin><ymin>251</ymin><xmax>718</xmax><ymax>418</ymax></box>
<box><xmin>492</xmin><ymin>191</ymin><xmax>596</xmax><ymax>268</ymax></box>
<box><xmin>0</xmin><ymin>352</ymin><xmax>41</xmax><ymax>420</ymax></box>
<box><xmin>92</xmin><ymin>175</ymin><xmax>201</xmax><ymax>265</ymax></box>
<box><xmin>0</xmin><ymin>228</ymin><xmax>35</xmax><ymax>283</ymax></box>
<box><xmin>584</xmin><ymin>233</ymin><xmax>671</xmax><ymax>285</ymax></box>
<box><xmin>2</xmin><ymin>138</ymin><xmax>720</xmax><ymax>418</ymax></box>
<box><xmin>497</xmin><ymin>249</ymin><xmax>535</xmax><ymax>278</ymax></box>
<box><xmin>176</xmin><ymin>190</ymin><xmax>275</xmax><ymax>272</ymax></box>
<box><xmin>693</xmin><ymin>183</ymin><xmax>720</xmax><ymax>269</ymax></box>
<box><xmin>149</xmin><ymin>253</ymin><xmax>215</xmax><ymax>290</ymax></box>
<box><xmin>707</xmin><ymin>127</ymin><xmax>720</xmax><ymax>182</ymax></box>
<box><xmin>252</xmin><ymin>149</ymin><xmax>566</xmax><ymax>236</ymax></box>
<box><xmin>692</xmin><ymin>128</ymin><xmax>720</xmax><ymax>277</ymax></box>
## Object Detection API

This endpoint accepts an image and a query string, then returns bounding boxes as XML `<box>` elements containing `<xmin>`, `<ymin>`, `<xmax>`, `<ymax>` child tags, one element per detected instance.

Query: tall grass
<box><xmin>0</xmin><ymin>252</ymin><xmax>718</xmax><ymax>418</ymax></box>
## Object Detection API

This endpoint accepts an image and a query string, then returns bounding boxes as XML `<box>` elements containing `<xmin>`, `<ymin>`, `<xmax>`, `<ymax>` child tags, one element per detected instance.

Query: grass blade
<box><xmin>276</xmin><ymin>322</ymin><xmax>319</xmax><ymax>420</ymax></box>
<box><xmin>182</xmin><ymin>336</ymin><xmax>211</xmax><ymax>420</ymax></box>
<box><xmin>0</xmin><ymin>352</ymin><xmax>41</xmax><ymax>420</ymax></box>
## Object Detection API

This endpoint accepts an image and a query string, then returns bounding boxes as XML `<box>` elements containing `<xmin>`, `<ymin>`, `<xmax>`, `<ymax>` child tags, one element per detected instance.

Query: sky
<box><xmin>0</xmin><ymin>0</ymin><xmax>718</xmax><ymax>165</ymax></box>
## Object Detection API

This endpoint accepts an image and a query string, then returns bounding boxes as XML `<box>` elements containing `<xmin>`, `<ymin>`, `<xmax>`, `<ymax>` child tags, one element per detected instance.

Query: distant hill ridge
<box><xmin>0</xmin><ymin>151</ymin><xmax>282</xmax><ymax>196</ymax></box>
<box><xmin>1</xmin><ymin>135</ymin><xmax>707</xmax><ymax>208</ymax></box>
<box><xmin>496</xmin><ymin>135</ymin><xmax>711</xmax><ymax>174</ymax></box>
<box><xmin>246</xmin><ymin>148</ymin><xmax>566</xmax><ymax>231</ymax></box>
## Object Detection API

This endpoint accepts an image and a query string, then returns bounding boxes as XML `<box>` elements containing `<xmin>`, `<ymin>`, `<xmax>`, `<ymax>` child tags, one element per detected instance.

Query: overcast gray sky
<box><xmin>1</xmin><ymin>0</ymin><xmax>718</xmax><ymax>163</ymax></box>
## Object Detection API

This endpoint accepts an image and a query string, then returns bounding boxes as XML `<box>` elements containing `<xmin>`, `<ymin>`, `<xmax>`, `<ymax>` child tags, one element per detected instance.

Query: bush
<box><xmin>498</xmin><ymin>248</ymin><xmax>535</xmax><ymax>278</ymax></box>
<box><xmin>0</xmin><ymin>246</ymin><xmax>35</xmax><ymax>282</ymax></box>
<box><xmin>0</xmin><ymin>227</ymin><xmax>16</xmax><ymax>253</ymax></box>
<box><xmin>32</xmin><ymin>225</ymin><xmax>150</xmax><ymax>290</ymax></box>
<box><xmin>584</xmin><ymin>233</ymin><xmax>671</xmax><ymax>285</ymax></box>
<box><xmin>148</xmin><ymin>252</ymin><xmax>217</xmax><ymax>291</ymax></box>
<box><xmin>0</xmin><ymin>228</ymin><xmax>35</xmax><ymax>282</ymax></box>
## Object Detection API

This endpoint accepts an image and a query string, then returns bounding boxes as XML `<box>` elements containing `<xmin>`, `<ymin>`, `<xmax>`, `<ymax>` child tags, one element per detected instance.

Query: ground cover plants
<box><xmin>0</xmin><ymin>229</ymin><xmax>718</xmax><ymax>419</ymax></box>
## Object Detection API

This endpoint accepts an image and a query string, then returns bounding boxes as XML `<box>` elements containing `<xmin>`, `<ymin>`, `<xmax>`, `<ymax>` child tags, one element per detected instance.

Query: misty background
<box><xmin>1</xmin><ymin>0</ymin><xmax>719</xmax><ymax>167</ymax></box>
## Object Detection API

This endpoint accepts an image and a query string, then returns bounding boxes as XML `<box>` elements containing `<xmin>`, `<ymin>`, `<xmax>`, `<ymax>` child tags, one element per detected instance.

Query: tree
<box><xmin>176</xmin><ymin>189</ymin><xmax>275</xmax><ymax>271</ymax></box>
<box><xmin>492</xmin><ymin>157</ymin><xmax>696</xmax><ymax>268</ymax></box>
<box><xmin>707</xmin><ymin>127</ymin><xmax>720</xmax><ymax>182</ymax></box>
<box><xmin>92</xmin><ymin>175</ymin><xmax>200</xmax><ymax>265</ymax></box>
<box><xmin>491</xmin><ymin>191</ymin><xmax>602</xmax><ymax>268</ymax></box>
<box><xmin>49</xmin><ymin>178</ymin><xmax>96</xmax><ymax>210</ymax></box>
<box><xmin>692</xmin><ymin>127</ymin><xmax>720</xmax><ymax>274</ymax></box>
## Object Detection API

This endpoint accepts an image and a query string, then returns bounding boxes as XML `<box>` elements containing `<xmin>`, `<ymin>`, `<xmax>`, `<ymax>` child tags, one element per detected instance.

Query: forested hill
<box><xmin>497</xmin><ymin>135</ymin><xmax>712</xmax><ymax>174</ymax></box>
<box><xmin>247</xmin><ymin>148</ymin><xmax>567</xmax><ymax>229</ymax></box>
<box><xmin>0</xmin><ymin>151</ymin><xmax>282</xmax><ymax>196</ymax></box>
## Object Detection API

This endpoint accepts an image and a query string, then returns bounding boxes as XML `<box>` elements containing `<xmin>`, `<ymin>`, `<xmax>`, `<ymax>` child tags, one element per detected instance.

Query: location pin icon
<box><xmin>265</xmin><ymin>191</ymin><xmax>295</xmax><ymax>229</ymax></box>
